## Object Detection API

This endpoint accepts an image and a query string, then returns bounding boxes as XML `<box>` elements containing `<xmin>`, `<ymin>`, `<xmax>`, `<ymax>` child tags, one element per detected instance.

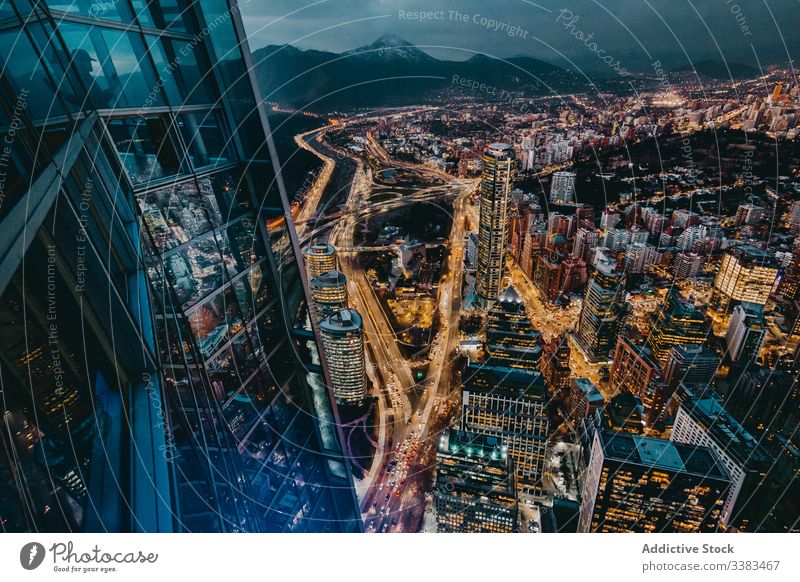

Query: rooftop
<box><xmin>598</xmin><ymin>430</ymin><xmax>730</xmax><ymax>481</ymax></box>
<box><xmin>679</xmin><ymin>391</ymin><xmax>770</xmax><ymax>467</ymax></box>
<box><xmin>320</xmin><ymin>309</ymin><xmax>362</xmax><ymax>333</ymax></box>
<box><xmin>305</xmin><ymin>242</ymin><xmax>336</xmax><ymax>257</ymax></box>
<box><xmin>573</xmin><ymin>378</ymin><xmax>605</xmax><ymax>404</ymax></box>
<box><xmin>311</xmin><ymin>269</ymin><xmax>347</xmax><ymax>286</ymax></box>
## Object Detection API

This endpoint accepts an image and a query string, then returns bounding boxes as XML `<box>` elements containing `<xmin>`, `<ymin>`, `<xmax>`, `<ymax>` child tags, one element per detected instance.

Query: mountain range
<box><xmin>251</xmin><ymin>34</ymin><xmax>581</xmax><ymax>111</ymax></box>
<box><xmin>251</xmin><ymin>35</ymin><xmax>762</xmax><ymax>112</ymax></box>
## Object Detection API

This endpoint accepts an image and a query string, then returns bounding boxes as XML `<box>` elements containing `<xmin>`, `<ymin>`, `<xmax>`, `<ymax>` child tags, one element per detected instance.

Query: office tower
<box><xmin>483</xmin><ymin>286</ymin><xmax>542</xmax><ymax>370</ymax></box>
<box><xmin>310</xmin><ymin>269</ymin><xmax>348</xmax><ymax>319</ymax></box>
<box><xmin>574</xmin><ymin>256</ymin><xmax>626</xmax><ymax>363</ymax></box>
<box><xmin>726</xmin><ymin>302</ymin><xmax>766</xmax><ymax>364</ymax></box>
<box><xmin>672</xmin><ymin>388</ymin><xmax>773</xmax><ymax>531</ymax></box>
<box><xmin>735</xmin><ymin>203</ymin><xmax>765</xmax><ymax>227</ymax></box>
<box><xmin>647</xmin><ymin>289</ymin><xmax>709</xmax><ymax>365</ymax></box>
<box><xmin>476</xmin><ymin>143</ymin><xmax>515</xmax><ymax>306</ymax></box>
<box><xmin>663</xmin><ymin>344</ymin><xmax>720</xmax><ymax>388</ymax></box>
<box><xmin>624</xmin><ymin>242</ymin><xmax>659</xmax><ymax>274</ymax></box>
<box><xmin>319</xmin><ymin>310</ymin><xmax>367</xmax><ymax>406</ymax></box>
<box><xmin>461</xmin><ymin>363</ymin><xmax>549</xmax><ymax>495</ymax></box>
<box><xmin>573</xmin><ymin>226</ymin><xmax>600</xmax><ymax>262</ymax></box>
<box><xmin>609</xmin><ymin>337</ymin><xmax>664</xmax><ymax>421</ymax></box>
<box><xmin>599</xmin><ymin>210</ymin><xmax>620</xmax><ymax>230</ymax></box>
<box><xmin>434</xmin><ymin>430</ymin><xmax>517</xmax><ymax>532</ymax></box>
<box><xmin>673</xmin><ymin>252</ymin><xmax>703</xmax><ymax>280</ymax></box>
<box><xmin>303</xmin><ymin>242</ymin><xmax>338</xmax><ymax>280</ymax></box>
<box><xmin>578</xmin><ymin>430</ymin><xmax>730</xmax><ymax>533</ymax></box>
<box><xmin>0</xmin><ymin>0</ymin><xmax>360</xmax><ymax>532</ymax></box>
<box><xmin>550</xmin><ymin>171</ymin><xmax>576</xmax><ymax>204</ymax></box>
<box><xmin>568</xmin><ymin>378</ymin><xmax>605</xmax><ymax>421</ymax></box>
<box><xmin>541</xmin><ymin>333</ymin><xmax>572</xmax><ymax>396</ymax></box>
<box><xmin>711</xmin><ymin>245</ymin><xmax>780</xmax><ymax>313</ymax></box>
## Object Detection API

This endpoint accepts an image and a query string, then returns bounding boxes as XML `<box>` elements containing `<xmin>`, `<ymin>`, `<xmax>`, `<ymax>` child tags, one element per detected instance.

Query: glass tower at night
<box><xmin>574</xmin><ymin>253</ymin><xmax>626</xmax><ymax>363</ymax></box>
<box><xmin>475</xmin><ymin>143</ymin><xmax>515</xmax><ymax>307</ymax></box>
<box><xmin>0</xmin><ymin>0</ymin><xmax>360</xmax><ymax>532</ymax></box>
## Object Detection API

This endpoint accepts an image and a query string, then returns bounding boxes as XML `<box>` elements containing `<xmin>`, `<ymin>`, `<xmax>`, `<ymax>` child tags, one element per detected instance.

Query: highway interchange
<box><xmin>295</xmin><ymin>110</ymin><xmax>476</xmax><ymax>532</ymax></box>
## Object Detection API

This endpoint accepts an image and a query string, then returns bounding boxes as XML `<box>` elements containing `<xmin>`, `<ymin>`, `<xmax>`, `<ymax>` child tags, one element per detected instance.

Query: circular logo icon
<box><xmin>20</xmin><ymin>542</ymin><xmax>46</xmax><ymax>570</ymax></box>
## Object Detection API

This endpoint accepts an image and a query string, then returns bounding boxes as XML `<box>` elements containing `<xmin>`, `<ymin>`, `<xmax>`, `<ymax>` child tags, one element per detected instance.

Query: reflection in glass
<box><xmin>138</xmin><ymin>180</ymin><xmax>220</xmax><ymax>251</ymax></box>
<box><xmin>178</xmin><ymin>111</ymin><xmax>231</xmax><ymax>169</ymax></box>
<box><xmin>107</xmin><ymin>117</ymin><xmax>183</xmax><ymax>184</ymax></box>
<box><xmin>187</xmin><ymin>286</ymin><xmax>243</xmax><ymax>358</ymax></box>
<box><xmin>164</xmin><ymin>234</ymin><xmax>224</xmax><ymax>308</ymax></box>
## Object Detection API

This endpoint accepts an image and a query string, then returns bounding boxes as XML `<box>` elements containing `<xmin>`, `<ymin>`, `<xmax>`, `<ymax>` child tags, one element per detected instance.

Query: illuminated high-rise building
<box><xmin>550</xmin><ymin>171</ymin><xmax>576</xmax><ymax>204</ymax></box>
<box><xmin>574</xmin><ymin>255</ymin><xmax>626</xmax><ymax>362</ymax></box>
<box><xmin>434</xmin><ymin>430</ymin><xmax>517</xmax><ymax>532</ymax></box>
<box><xmin>461</xmin><ymin>363</ymin><xmax>549</xmax><ymax>496</ymax></box>
<box><xmin>672</xmin><ymin>387</ymin><xmax>773</xmax><ymax>531</ymax></box>
<box><xmin>573</xmin><ymin>225</ymin><xmax>600</xmax><ymax>262</ymax></box>
<box><xmin>663</xmin><ymin>344</ymin><xmax>719</xmax><ymax>389</ymax></box>
<box><xmin>0</xmin><ymin>0</ymin><xmax>361</xmax><ymax>533</ymax></box>
<box><xmin>483</xmin><ymin>285</ymin><xmax>542</xmax><ymax>370</ymax></box>
<box><xmin>578</xmin><ymin>430</ymin><xmax>730</xmax><ymax>533</ymax></box>
<box><xmin>303</xmin><ymin>242</ymin><xmax>338</xmax><ymax>280</ymax></box>
<box><xmin>609</xmin><ymin>336</ymin><xmax>666</xmax><ymax>423</ymax></box>
<box><xmin>726</xmin><ymin>302</ymin><xmax>766</xmax><ymax>364</ymax></box>
<box><xmin>673</xmin><ymin>252</ymin><xmax>703</xmax><ymax>280</ymax></box>
<box><xmin>710</xmin><ymin>245</ymin><xmax>779</xmax><ymax>314</ymax></box>
<box><xmin>624</xmin><ymin>242</ymin><xmax>660</xmax><ymax>275</ymax></box>
<box><xmin>476</xmin><ymin>144</ymin><xmax>515</xmax><ymax>306</ymax></box>
<box><xmin>646</xmin><ymin>289</ymin><xmax>709</xmax><ymax>365</ymax></box>
<box><xmin>541</xmin><ymin>333</ymin><xmax>572</xmax><ymax>396</ymax></box>
<box><xmin>319</xmin><ymin>309</ymin><xmax>367</xmax><ymax>406</ymax></box>
<box><xmin>310</xmin><ymin>269</ymin><xmax>348</xmax><ymax>319</ymax></box>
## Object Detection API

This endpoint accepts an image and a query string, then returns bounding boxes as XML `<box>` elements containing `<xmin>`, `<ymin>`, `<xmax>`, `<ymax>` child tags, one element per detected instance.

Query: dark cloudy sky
<box><xmin>240</xmin><ymin>0</ymin><xmax>799</xmax><ymax>72</ymax></box>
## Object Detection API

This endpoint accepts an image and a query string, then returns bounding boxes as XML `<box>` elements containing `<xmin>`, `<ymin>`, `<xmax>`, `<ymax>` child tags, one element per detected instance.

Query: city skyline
<box><xmin>1</xmin><ymin>0</ymin><xmax>800</xmax><ymax>543</ymax></box>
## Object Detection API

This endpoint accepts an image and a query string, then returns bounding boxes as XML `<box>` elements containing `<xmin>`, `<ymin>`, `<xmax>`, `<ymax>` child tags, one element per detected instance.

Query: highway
<box><xmin>296</xmin><ymin>112</ymin><xmax>476</xmax><ymax>532</ymax></box>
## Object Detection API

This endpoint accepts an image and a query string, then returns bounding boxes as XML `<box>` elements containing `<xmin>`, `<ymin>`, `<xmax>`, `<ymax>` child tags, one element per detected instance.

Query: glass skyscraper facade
<box><xmin>0</xmin><ymin>0</ymin><xmax>360</xmax><ymax>532</ymax></box>
<box><xmin>475</xmin><ymin>143</ymin><xmax>514</xmax><ymax>307</ymax></box>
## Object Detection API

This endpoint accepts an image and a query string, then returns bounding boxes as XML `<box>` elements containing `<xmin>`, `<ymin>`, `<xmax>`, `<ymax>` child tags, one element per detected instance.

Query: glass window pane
<box><xmin>177</xmin><ymin>111</ymin><xmax>231</xmax><ymax>170</ymax></box>
<box><xmin>187</xmin><ymin>285</ymin><xmax>243</xmax><ymax>358</ymax></box>
<box><xmin>107</xmin><ymin>117</ymin><xmax>184</xmax><ymax>184</ymax></box>
<box><xmin>145</xmin><ymin>0</ymin><xmax>190</xmax><ymax>32</ymax></box>
<box><xmin>204</xmin><ymin>170</ymin><xmax>251</xmax><ymax>220</ymax></box>
<box><xmin>0</xmin><ymin>29</ymin><xmax>68</xmax><ymax>120</ymax></box>
<box><xmin>164</xmin><ymin>234</ymin><xmax>224</xmax><ymax>308</ymax></box>
<box><xmin>163</xmin><ymin>38</ymin><xmax>215</xmax><ymax>105</ymax></box>
<box><xmin>138</xmin><ymin>179</ymin><xmax>219</xmax><ymax>251</ymax></box>
<box><xmin>58</xmin><ymin>23</ymin><xmax>163</xmax><ymax>109</ymax></box>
